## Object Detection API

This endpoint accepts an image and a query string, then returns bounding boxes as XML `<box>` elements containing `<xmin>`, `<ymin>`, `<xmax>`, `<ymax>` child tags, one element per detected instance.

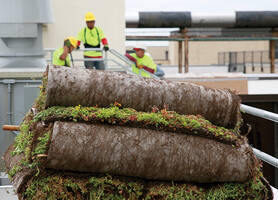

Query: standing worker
<box><xmin>52</xmin><ymin>37</ymin><xmax>78</xmax><ymax>67</ymax></box>
<box><xmin>125</xmin><ymin>45</ymin><xmax>158</xmax><ymax>78</ymax></box>
<box><xmin>77</xmin><ymin>12</ymin><xmax>109</xmax><ymax>70</ymax></box>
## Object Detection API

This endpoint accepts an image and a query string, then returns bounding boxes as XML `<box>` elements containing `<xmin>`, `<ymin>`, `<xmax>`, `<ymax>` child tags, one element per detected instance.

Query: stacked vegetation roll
<box><xmin>3</xmin><ymin>67</ymin><xmax>273</xmax><ymax>199</ymax></box>
<box><xmin>46</xmin><ymin>66</ymin><xmax>241</xmax><ymax>129</ymax></box>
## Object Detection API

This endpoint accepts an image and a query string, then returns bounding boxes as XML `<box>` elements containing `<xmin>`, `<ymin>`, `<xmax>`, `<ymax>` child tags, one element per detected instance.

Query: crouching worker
<box><xmin>52</xmin><ymin>37</ymin><xmax>78</xmax><ymax>67</ymax></box>
<box><xmin>125</xmin><ymin>45</ymin><xmax>157</xmax><ymax>78</ymax></box>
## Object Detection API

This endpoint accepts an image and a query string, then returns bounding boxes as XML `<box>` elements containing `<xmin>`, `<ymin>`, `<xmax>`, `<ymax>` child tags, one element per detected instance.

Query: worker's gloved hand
<box><xmin>103</xmin><ymin>46</ymin><xmax>109</xmax><ymax>51</ymax></box>
<box><xmin>137</xmin><ymin>65</ymin><xmax>144</xmax><ymax>69</ymax></box>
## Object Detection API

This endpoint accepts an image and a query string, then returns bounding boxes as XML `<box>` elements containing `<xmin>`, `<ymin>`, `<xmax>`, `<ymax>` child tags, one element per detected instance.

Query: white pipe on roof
<box><xmin>126</xmin><ymin>13</ymin><xmax>139</xmax><ymax>28</ymax></box>
<box><xmin>191</xmin><ymin>12</ymin><xmax>236</xmax><ymax>27</ymax></box>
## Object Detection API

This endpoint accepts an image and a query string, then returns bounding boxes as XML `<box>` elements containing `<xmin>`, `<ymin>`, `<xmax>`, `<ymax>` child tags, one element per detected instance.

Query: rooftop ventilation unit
<box><xmin>0</xmin><ymin>0</ymin><xmax>53</xmax><ymax>68</ymax></box>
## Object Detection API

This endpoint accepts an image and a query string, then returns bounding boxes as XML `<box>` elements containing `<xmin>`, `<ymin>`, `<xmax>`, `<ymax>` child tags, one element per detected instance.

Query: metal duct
<box><xmin>138</xmin><ymin>12</ymin><xmax>191</xmax><ymax>28</ymax></box>
<box><xmin>0</xmin><ymin>0</ymin><xmax>53</xmax><ymax>68</ymax></box>
<box><xmin>126</xmin><ymin>11</ymin><xmax>278</xmax><ymax>28</ymax></box>
<box><xmin>236</xmin><ymin>11</ymin><xmax>278</xmax><ymax>28</ymax></box>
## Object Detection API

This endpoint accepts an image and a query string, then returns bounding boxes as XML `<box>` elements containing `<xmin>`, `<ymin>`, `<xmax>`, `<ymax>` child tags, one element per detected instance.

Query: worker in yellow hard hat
<box><xmin>52</xmin><ymin>37</ymin><xmax>78</xmax><ymax>67</ymax></box>
<box><xmin>125</xmin><ymin>45</ymin><xmax>158</xmax><ymax>78</ymax></box>
<box><xmin>77</xmin><ymin>12</ymin><xmax>109</xmax><ymax>70</ymax></box>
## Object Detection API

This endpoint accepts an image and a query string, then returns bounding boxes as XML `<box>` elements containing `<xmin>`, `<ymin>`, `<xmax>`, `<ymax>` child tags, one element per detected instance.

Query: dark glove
<box><xmin>103</xmin><ymin>46</ymin><xmax>109</xmax><ymax>51</ymax></box>
<box><xmin>76</xmin><ymin>46</ymin><xmax>80</xmax><ymax>50</ymax></box>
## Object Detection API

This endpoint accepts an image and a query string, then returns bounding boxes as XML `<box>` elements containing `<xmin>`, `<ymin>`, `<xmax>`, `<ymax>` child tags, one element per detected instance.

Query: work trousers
<box><xmin>84</xmin><ymin>56</ymin><xmax>105</xmax><ymax>70</ymax></box>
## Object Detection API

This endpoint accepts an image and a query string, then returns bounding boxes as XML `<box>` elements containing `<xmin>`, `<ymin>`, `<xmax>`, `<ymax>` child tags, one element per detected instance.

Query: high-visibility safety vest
<box><xmin>77</xmin><ymin>27</ymin><xmax>106</xmax><ymax>57</ymax></box>
<box><xmin>52</xmin><ymin>48</ymin><xmax>71</xmax><ymax>67</ymax></box>
<box><xmin>129</xmin><ymin>53</ymin><xmax>157</xmax><ymax>78</ymax></box>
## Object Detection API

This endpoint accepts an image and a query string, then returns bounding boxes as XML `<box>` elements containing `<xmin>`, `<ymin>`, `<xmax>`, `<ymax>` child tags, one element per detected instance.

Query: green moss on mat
<box><xmin>7</xmin><ymin>70</ymin><xmax>50</xmax><ymax>178</ymax></box>
<box><xmin>11</xmin><ymin>121</ymin><xmax>34</xmax><ymax>157</ymax></box>
<box><xmin>33</xmin><ymin>105</ymin><xmax>243</xmax><ymax>145</ymax></box>
<box><xmin>21</xmin><ymin>170</ymin><xmax>269</xmax><ymax>200</ymax></box>
<box><xmin>33</xmin><ymin>71</ymin><xmax>47</xmax><ymax>112</ymax></box>
<box><xmin>32</xmin><ymin>132</ymin><xmax>50</xmax><ymax>157</ymax></box>
<box><xmin>8</xmin><ymin>125</ymin><xmax>50</xmax><ymax>180</ymax></box>
<box><xmin>7</xmin><ymin>165</ymin><xmax>23</xmax><ymax>179</ymax></box>
<box><xmin>8</xmin><ymin>118</ymin><xmax>36</xmax><ymax>178</ymax></box>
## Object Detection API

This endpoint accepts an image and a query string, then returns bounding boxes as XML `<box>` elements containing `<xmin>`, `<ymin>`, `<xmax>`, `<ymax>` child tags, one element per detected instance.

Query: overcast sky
<box><xmin>126</xmin><ymin>0</ymin><xmax>278</xmax><ymax>14</ymax></box>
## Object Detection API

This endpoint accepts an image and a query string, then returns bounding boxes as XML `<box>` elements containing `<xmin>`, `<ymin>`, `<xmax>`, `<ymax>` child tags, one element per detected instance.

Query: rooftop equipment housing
<box><xmin>0</xmin><ymin>0</ymin><xmax>53</xmax><ymax>68</ymax></box>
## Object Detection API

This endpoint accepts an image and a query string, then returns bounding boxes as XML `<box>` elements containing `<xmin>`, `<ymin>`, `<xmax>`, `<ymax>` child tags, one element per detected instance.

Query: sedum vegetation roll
<box><xmin>46</xmin><ymin>66</ymin><xmax>241</xmax><ymax>129</ymax></box>
<box><xmin>3</xmin><ymin>67</ymin><xmax>273</xmax><ymax>199</ymax></box>
<box><xmin>46</xmin><ymin>120</ymin><xmax>252</xmax><ymax>183</ymax></box>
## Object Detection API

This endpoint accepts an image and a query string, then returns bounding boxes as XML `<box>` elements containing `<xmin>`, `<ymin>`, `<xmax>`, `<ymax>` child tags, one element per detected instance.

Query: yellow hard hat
<box><xmin>85</xmin><ymin>12</ymin><xmax>95</xmax><ymax>21</ymax></box>
<box><xmin>65</xmin><ymin>36</ymin><xmax>78</xmax><ymax>48</ymax></box>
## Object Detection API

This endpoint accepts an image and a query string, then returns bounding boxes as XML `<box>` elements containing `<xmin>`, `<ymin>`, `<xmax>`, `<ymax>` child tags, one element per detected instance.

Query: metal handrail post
<box><xmin>104</xmin><ymin>50</ymin><xmax>108</xmax><ymax>69</ymax></box>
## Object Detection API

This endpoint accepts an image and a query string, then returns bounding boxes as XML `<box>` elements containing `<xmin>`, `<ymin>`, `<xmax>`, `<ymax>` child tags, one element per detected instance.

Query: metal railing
<box><xmin>44</xmin><ymin>48</ymin><xmax>159</xmax><ymax>79</ymax></box>
<box><xmin>45</xmin><ymin>48</ymin><xmax>105</xmax><ymax>65</ymax></box>
<box><xmin>218</xmin><ymin>50</ymin><xmax>276</xmax><ymax>73</ymax></box>
<box><xmin>253</xmin><ymin>148</ymin><xmax>278</xmax><ymax>168</ymax></box>
<box><xmin>240</xmin><ymin>104</ymin><xmax>278</xmax><ymax>123</ymax></box>
<box><xmin>240</xmin><ymin>104</ymin><xmax>278</xmax><ymax>168</ymax></box>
